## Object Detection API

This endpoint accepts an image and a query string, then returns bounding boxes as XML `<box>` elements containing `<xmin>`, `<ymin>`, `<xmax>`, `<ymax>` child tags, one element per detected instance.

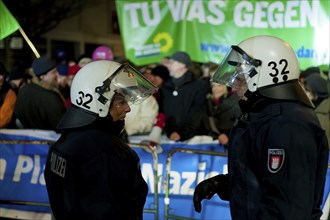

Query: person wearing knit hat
<box><xmin>8</xmin><ymin>65</ymin><xmax>31</xmax><ymax>93</ymax></box>
<box><xmin>9</xmin><ymin>65</ymin><xmax>29</xmax><ymax>81</ymax></box>
<box><xmin>170</xmin><ymin>51</ymin><xmax>192</xmax><ymax>70</ymax></box>
<box><xmin>0</xmin><ymin>62</ymin><xmax>8</xmax><ymax>77</ymax></box>
<box><xmin>0</xmin><ymin>62</ymin><xmax>8</xmax><ymax>94</ymax></box>
<box><xmin>0</xmin><ymin>65</ymin><xmax>32</xmax><ymax>128</ymax></box>
<box><xmin>304</xmin><ymin>73</ymin><xmax>329</xmax><ymax>102</ymax></box>
<box><xmin>144</xmin><ymin>64</ymin><xmax>169</xmax><ymax>112</ymax></box>
<box><xmin>56</xmin><ymin>62</ymin><xmax>68</xmax><ymax>76</ymax></box>
<box><xmin>150</xmin><ymin>65</ymin><xmax>169</xmax><ymax>87</ymax></box>
<box><xmin>163</xmin><ymin>51</ymin><xmax>210</xmax><ymax>139</ymax></box>
<box><xmin>140</xmin><ymin>65</ymin><xmax>170</xmax><ymax>151</ymax></box>
<box><xmin>68</xmin><ymin>63</ymin><xmax>80</xmax><ymax>78</ymax></box>
<box><xmin>303</xmin><ymin>73</ymin><xmax>330</xmax><ymax>149</ymax></box>
<box><xmin>300</xmin><ymin>66</ymin><xmax>321</xmax><ymax>78</ymax></box>
<box><xmin>299</xmin><ymin>66</ymin><xmax>322</xmax><ymax>85</ymax></box>
<box><xmin>14</xmin><ymin>56</ymin><xmax>66</xmax><ymax>131</ymax></box>
<box><xmin>32</xmin><ymin>56</ymin><xmax>56</xmax><ymax>77</ymax></box>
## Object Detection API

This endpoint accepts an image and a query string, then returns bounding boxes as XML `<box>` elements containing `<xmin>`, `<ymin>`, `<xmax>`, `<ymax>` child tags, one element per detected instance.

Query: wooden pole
<box><xmin>18</xmin><ymin>27</ymin><xmax>40</xmax><ymax>58</ymax></box>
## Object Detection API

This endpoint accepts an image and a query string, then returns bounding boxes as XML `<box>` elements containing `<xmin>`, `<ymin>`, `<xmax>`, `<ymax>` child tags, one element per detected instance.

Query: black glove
<box><xmin>193</xmin><ymin>174</ymin><xmax>229</xmax><ymax>213</ymax></box>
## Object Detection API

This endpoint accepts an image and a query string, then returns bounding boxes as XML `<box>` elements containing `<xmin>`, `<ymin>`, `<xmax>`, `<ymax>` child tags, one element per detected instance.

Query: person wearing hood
<box><xmin>44</xmin><ymin>60</ymin><xmax>158</xmax><ymax>220</ymax></box>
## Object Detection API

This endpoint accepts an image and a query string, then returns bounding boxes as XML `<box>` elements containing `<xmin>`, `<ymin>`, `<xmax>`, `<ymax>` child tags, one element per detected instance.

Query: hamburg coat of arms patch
<box><xmin>267</xmin><ymin>149</ymin><xmax>285</xmax><ymax>173</ymax></box>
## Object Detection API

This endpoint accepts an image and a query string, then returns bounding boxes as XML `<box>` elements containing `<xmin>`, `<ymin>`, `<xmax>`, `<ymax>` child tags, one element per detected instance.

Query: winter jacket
<box><xmin>161</xmin><ymin>71</ymin><xmax>209</xmax><ymax>135</ymax></box>
<box><xmin>14</xmin><ymin>82</ymin><xmax>66</xmax><ymax>131</ymax></box>
<box><xmin>44</xmin><ymin>117</ymin><xmax>148</xmax><ymax>220</ymax></box>
<box><xmin>314</xmin><ymin>97</ymin><xmax>330</xmax><ymax>149</ymax></box>
<box><xmin>176</xmin><ymin>92</ymin><xmax>241</xmax><ymax>141</ymax></box>
<box><xmin>125</xmin><ymin>95</ymin><xmax>159</xmax><ymax>136</ymax></box>
<box><xmin>0</xmin><ymin>81</ymin><xmax>16</xmax><ymax>128</ymax></box>
<box><xmin>225</xmin><ymin>97</ymin><xmax>329</xmax><ymax>220</ymax></box>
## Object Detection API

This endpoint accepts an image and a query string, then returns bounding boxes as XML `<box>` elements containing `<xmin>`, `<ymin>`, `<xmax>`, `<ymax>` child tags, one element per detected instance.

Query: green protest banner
<box><xmin>0</xmin><ymin>0</ymin><xmax>20</xmax><ymax>40</ymax></box>
<box><xmin>116</xmin><ymin>0</ymin><xmax>329</xmax><ymax>70</ymax></box>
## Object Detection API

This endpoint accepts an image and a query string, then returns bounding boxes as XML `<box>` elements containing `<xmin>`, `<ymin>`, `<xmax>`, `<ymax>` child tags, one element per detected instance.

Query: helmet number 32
<box><xmin>267</xmin><ymin>59</ymin><xmax>289</xmax><ymax>83</ymax></box>
<box><xmin>76</xmin><ymin>91</ymin><xmax>93</xmax><ymax>109</ymax></box>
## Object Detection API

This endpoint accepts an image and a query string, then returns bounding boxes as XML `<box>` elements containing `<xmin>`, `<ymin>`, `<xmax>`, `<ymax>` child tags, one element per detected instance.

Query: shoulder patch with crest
<box><xmin>267</xmin><ymin>149</ymin><xmax>285</xmax><ymax>173</ymax></box>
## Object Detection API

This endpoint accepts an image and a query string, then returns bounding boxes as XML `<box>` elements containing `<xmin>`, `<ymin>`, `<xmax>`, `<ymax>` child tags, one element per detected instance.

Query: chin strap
<box><xmin>240</xmin><ymin>91</ymin><xmax>276</xmax><ymax>113</ymax></box>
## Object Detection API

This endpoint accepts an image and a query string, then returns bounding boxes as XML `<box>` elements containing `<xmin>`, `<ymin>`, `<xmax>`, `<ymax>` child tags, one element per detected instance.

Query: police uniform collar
<box><xmin>57</xmin><ymin>104</ymin><xmax>98</xmax><ymax>130</ymax></box>
<box><xmin>240</xmin><ymin>91</ymin><xmax>277</xmax><ymax>113</ymax></box>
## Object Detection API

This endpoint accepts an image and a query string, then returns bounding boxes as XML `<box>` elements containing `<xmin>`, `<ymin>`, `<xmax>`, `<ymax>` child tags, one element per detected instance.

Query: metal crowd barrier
<box><xmin>0</xmin><ymin>139</ymin><xmax>53</xmax><ymax>220</ymax></box>
<box><xmin>1</xmin><ymin>139</ymin><xmax>330</xmax><ymax>220</ymax></box>
<box><xmin>163</xmin><ymin>148</ymin><xmax>330</xmax><ymax>220</ymax></box>
<box><xmin>129</xmin><ymin>143</ymin><xmax>160</xmax><ymax>220</ymax></box>
<box><xmin>163</xmin><ymin>147</ymin><xmax>228</xmax><ymax>220</ymax></box>
<box><xmin>0</xmin><ymin>139</ymin><xmax>160</xmax><ymax>220</ymax></box>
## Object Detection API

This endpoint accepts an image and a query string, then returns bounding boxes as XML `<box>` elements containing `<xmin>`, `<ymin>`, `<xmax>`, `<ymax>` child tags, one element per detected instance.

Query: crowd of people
<box><xmin>1</xmin><ymin>46</ymin><xmax>329</xmax><ymax>149</ymax></box>
<box><xmin>0</xmin><ymin>47</ymin><xmax>242</xmax><ymax>147</ymax></box>
<box><xmin>1</xmin><ymin>36</ymin><xmax>329</xmax><ymax>219</ymax></box>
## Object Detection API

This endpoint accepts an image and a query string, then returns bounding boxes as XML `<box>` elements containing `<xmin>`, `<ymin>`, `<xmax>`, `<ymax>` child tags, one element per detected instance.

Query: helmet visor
<box><xmin>211</xmin><ymin>46</ymin><xmax>261</xmax><ymax>88</ymax></box>
<box><xmin>112</xmin><ymin>63</ymin><xmax>158</xmax><ymax>104</ymax></box>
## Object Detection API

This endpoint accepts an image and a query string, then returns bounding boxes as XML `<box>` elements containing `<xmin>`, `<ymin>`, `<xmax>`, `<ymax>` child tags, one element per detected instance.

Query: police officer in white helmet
<box><xmin>193</xmin><ymin>36</ymin><xmax>329</xmax><ymax>219</ymax></box>
<box><xmin>44</xmin><ymin>60</ymin><xmax>158</xmax><ymax>220</ymax></box>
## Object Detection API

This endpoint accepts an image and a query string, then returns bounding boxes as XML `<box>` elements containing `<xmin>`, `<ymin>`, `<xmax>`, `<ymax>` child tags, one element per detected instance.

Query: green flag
<box><xmin>116</xmin><ymin>0</ymin><xmax>330</xmax><ymax>69</ymax></box>
<box><xmin>0</xmin><ymin>0</ymin><xmax>20</xmax><ymax>40</ymax></box>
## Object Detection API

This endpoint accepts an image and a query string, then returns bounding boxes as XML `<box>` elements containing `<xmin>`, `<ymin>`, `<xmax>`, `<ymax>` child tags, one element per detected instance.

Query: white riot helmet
<box><xmin>57</xmin><ymin>60</ymin><xmax>158</xmax><ymax>129</ymax></box>
<box><xmin>211</xmin><ymin>35</ymin><xmax>313</xmax><ymax>107</ymax></box>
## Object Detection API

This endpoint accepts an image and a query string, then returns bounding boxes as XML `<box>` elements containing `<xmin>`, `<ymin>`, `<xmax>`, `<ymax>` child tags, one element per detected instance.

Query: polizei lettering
<box><xmin>50</xmin><ymin>152</ymin><xmax>66</xmax><ymax>178</ymax></box>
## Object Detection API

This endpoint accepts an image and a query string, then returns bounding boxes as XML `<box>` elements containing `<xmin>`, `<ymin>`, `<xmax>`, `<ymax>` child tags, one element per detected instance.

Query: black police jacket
<box><xmin>44</xmin><ymin>117</ymin><xmax>148</xmax><ymax>220</ymax></box>
<box><xmin>226</xmin><ymin>97</ymin><xmax>329</xmax><ymax>220</ymax></box>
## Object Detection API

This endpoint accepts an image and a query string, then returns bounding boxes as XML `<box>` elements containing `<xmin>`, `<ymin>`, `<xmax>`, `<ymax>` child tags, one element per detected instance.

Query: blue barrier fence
<box><xmin>0</xmin><ymin>129</ymin><xmax>329</xmax><ymax>220</ymax></box>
